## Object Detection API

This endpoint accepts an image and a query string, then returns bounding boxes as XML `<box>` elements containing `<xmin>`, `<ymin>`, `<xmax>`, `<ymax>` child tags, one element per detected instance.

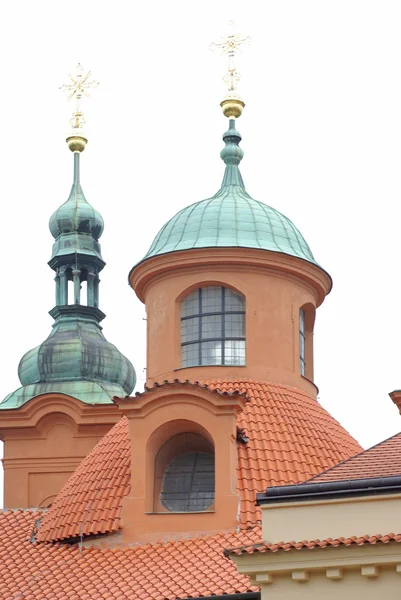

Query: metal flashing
<box><xmin>257</xmin><ymin>475</ymin><xmax>401</xmax><ymax>505</ymax></box>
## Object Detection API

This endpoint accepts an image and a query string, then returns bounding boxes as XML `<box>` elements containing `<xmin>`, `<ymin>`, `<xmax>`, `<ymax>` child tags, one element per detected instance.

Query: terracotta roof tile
<box><xmin>37</xmin><ymin>417</ymin><xmax>130</xmax><ymax>543</ymax></box>
<box><xmin>307</xmin><ymin>430</ymin><xmax>401</xmax><ymax>483</ymax></box>
<box><xmin>228</xmin><ymin>533</ymin><xmax>401</xmax><ymax>555</ymax></box>
<box><xmin>38</xmin><ymin>379</ymin><xmax>361</xmax><ymax>543</ymax></box>
<box><xmin>6</xmin><ymin>513</ymin><xmax>401</xmax><ymax>598</ymax></box>
<box><xmin>0</xmin><ymin>511</ymin><xmax>258</xmax><ymax>599</ymax></box>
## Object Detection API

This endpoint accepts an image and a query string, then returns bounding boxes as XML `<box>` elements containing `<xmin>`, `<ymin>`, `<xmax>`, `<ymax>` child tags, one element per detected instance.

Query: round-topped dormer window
<box><xmin>160</xmin><ymin>451</ymin><xmax>214</xmax><ymax>512</ymax></box>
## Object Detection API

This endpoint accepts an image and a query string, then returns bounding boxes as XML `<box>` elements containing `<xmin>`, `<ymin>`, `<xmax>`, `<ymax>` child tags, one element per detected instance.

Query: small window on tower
<box><xmin>181</xmin><ymin>286</ymin><xmax>245</xmax><ymax>367</ymax></box>
<box><xmin>299</xmin><ymin>308</ymin><xmax>306</xmax><ymax>376</ymax></box>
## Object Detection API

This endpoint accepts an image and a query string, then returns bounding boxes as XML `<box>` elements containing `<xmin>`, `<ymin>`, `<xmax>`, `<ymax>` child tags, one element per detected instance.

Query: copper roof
<box><xmin>38</xmin><ymin>379</ymin><xmax>361</xmax><ymax>543</ymax></box>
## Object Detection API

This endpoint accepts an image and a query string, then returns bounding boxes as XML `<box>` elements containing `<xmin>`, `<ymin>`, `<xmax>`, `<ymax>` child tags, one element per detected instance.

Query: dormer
<box><xmin>116</xmin><ymin>381</ymin><xmax>246</xmax><ymax>544</ymax></box>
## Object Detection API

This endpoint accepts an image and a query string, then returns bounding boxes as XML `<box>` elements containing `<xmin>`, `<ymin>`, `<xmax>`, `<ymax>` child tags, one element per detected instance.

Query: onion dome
<box><xmin>6</xmin><ymin>310</ymin><xmax>135</xmax><ymax>407</ymax></box>
<box><xmin>141</xmin><ymin>120</ymin><xmax>317</xmax><ymax>266</ymax></box>
<box><xmin>49</xmin><ymin>153</ymin><xmax>104</xmax><ymax>263</ymax></box>
<box><xmin>49</xmin><ymin>182</ymin><xmax>104</xmax><ymax>240</ymax></box>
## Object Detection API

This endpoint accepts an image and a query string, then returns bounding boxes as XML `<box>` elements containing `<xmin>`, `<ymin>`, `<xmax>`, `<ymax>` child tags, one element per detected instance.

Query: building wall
<box><xmin>261</xmin><ymin>494</ymin><xmax>401</xmax><ymax>543</ymax></box>
<box><xmin>259</xmin><ymin>564</ymin><xmax>401</xmax><ymax>600</ymax></box>
<box><xmin>131</xmin><ymin>248</ymin><xmax>330</xmax><ymax>395</ymax></box>
<box><xmin>232</xmin><ymin>493</ymin><xmax>401</xmax><ymax>599</ymax></box>
<box><xmin>0</xmin><ymin>395</ymin><xmax>120</xmax><ymax>508</ymax></box>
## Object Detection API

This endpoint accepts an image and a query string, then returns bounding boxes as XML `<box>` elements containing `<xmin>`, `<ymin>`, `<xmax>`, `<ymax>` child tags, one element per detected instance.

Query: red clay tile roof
<box><xmin>306</xmin><ymin>430</ymin><xmax>401</xmax><ymax>483</ymax></box>
<box><xmin>1</xmin><ymin>509</ymin><xmax>260</xmax><ymax>600</ymax></box>
<box><xmin>38</xmin><ymin>379</ymin><xmax>361</xmax><ymax>543</ymax></box>
<box><xmin>228</xmin><ymin>533</ymin><xmax>401</xmax><ymax>556</ymax></box>
<box><xmin>37</xmin><ymin>416</ymin><xmax>130</xmax><ymax>543</ymax></box>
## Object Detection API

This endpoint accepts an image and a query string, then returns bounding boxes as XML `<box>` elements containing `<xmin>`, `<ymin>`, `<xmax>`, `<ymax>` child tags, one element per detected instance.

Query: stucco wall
<box><xmin>261</xmin><ymin>493</ymin><xmax>401</xmax><ymax>543</ymax></box>
<box><xmin>259</xmin><ymin>565</ymin><xmax>401</xmax><ymax>600</ymax></box>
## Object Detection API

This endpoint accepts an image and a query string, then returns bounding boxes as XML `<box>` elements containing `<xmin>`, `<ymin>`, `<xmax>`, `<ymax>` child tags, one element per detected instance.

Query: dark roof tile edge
<box><xmin>226</xmin><ymin>533</ymin><xmax>401</xmax><ymax>556</ymax></box>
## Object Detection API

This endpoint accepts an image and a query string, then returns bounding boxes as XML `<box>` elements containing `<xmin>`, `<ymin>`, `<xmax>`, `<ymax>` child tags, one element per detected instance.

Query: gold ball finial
<box><xmin>66</xmin><ymin>135</ymin><xmax>88</xmax><ymax>152</ymax></box>
<box><xmin>220</xmin><ymin>97</ymin><xmax>245</xmax><ymax>119</ymax></box>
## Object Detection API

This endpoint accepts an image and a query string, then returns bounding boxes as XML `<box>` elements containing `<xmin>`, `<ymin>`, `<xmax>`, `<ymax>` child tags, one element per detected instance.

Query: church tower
<box><xmin>106</xmin><ymin>32</ymin><xmax>355</xmax><ymax>543</ymax></box>
<box><xmin>0</xmin><ymin>65</ymin><xmax>135</xmax><ymax>509</ymax></box>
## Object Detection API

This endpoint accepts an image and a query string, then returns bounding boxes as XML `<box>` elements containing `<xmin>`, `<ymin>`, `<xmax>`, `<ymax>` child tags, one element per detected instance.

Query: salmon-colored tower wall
<box><xmin>131</xmin><ymin>247</ymin><xmax>332</xmax><ymax>398</ymax></box>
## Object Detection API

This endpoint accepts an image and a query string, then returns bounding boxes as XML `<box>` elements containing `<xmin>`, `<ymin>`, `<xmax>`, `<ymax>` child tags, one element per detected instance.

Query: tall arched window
<box><xmin>181</xmin><ymin>286</ymin><xmax>245</xmax><ymax>367</ymax></box>
<box><xmin>299</xmin><ymin>308</ymin><xmax>306</xmax><ymax>376</ymax></box>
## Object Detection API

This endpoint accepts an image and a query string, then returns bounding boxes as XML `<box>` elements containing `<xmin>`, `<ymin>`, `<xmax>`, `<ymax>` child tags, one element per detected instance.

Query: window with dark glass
<box><xmin>181</xmin><ymin>286</ymin><xmax>245</xmax><ymax>367</ymax></box>
<box><xmin>160</xmin><ymin>451</ymin><xmax>215</xmax><ymax>512</ymax></box>
<box><xmin>299</xmin><ymin>308</ymin><xmax>306</xmax><ymax>376</ymax></box>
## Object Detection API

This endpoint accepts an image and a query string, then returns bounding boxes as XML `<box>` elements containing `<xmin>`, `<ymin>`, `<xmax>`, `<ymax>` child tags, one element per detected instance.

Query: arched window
<box><xmin>299</xmin><ymin>308</ymin><xmax>306</xmax><ymax>376</ymax></box>
<box><xmin>161</xmin><ymin>451</ymin><xmax>214</xmax><ymax>512</ymax></box>
<box><xmin>181</xmin><ymin>286</ymin><xmax>245</xmax><ymax>367</ymax></box>
<box><xmin>154</xmin><ymin>432</ymin><xmax>215</xmax><ymax>513</ymax></box>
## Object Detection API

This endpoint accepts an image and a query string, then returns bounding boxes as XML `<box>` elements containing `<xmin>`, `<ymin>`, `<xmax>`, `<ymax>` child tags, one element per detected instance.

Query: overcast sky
<box><xmin>1</xmin><ymin>0</ymin><xmax>401</xmax><ymax>504</ymax></box>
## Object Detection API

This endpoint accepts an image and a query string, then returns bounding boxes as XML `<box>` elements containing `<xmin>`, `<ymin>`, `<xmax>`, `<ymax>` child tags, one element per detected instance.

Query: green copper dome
<box><xmin>49</xmin><ymin>154</ymin><xmax>104</xmax><ymax>263</ymax></box>
<box><xmin>142</xmin><ymin>121</ymin><xmax>316</xmax><ymax>266</ymax></box>
<box><xmin>2</xmin><ymin>309</ymin><xmax>135</xmax><ymax>408</ymax></box>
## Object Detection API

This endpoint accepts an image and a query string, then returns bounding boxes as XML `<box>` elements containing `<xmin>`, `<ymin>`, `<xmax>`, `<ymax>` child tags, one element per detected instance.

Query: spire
<box><xmin>220</xmin><ymin>119</ymin><xmax>245</xmax><ymax>188</ymax></box>
<box><xmin>210</xmin><ymin>23</ymin><xmax>250</xmax><ymax>189</ymax></box>
<box><xmin>49</xmin><ymin>64</ymin><xmax>104</xmax><ymax>318</ymax></box>
<box><xmin>0</xmin><ymin>64</ymin><xmax>136</xmax><ymax>409</ymax></box>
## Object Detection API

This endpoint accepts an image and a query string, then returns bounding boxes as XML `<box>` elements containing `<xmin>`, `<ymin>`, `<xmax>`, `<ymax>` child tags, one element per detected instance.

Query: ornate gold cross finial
<box><xmin>60</xmin><ymin>63</ymin><xmax>99</xmax><ymax>131</ymax></box>
<box><xmin>209</xmin><ymin>21</ymin><xmax>251</xmax><ymax>94</ymax></box>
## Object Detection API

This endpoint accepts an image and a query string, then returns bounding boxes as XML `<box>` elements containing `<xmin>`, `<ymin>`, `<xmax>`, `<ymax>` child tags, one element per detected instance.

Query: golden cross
<box><xmin>60</xmin><ymin>64</ymin><xmax>99</xmax><ymax>130</ymax></box>
<box><xmin>209</xmin><ymin>21</ymin><xmax>251</xmax><ymax>93</ymax></box>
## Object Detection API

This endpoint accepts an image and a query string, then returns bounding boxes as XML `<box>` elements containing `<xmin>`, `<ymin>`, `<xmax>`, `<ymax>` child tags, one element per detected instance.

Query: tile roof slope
<box><xmin>206</xmin><ymin>380</ymin><xmax>361</xmax><ymax>527</ymax></box>
<box><xmin>306</xmin><ymin>430</ymin><xmax>401</xmax><ymax>483</ymax></box>
<box><xmin>38</xmin><ymin>379</ymin><xmax>362</xmax><ymax>543</ymax></box>
<box><xmin>228</xmin><ymin>533</ymin><xmax>401</xmax><ymax>556</ymax></box>
<box><xmin>37</xmin><ymin>416</ymin><xmax>130</xmax><ymax>543</ymax></box>
<box><xmin>0</xmin><ymin>509</ymin><xmax>260</xmax><ymax>600</ymax></box>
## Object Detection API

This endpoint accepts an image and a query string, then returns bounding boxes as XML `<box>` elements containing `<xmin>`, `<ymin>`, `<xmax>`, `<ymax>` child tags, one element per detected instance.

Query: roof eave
<box><xmin>257</xmin><ymin>475</ymin><xmax>401</xmax><ymax>505</ymax></box>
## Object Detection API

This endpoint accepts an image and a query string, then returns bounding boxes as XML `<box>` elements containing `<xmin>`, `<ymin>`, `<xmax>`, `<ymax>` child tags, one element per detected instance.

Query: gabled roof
<box><xmin>38</xmin><ymin>379</ymin><xmax>361</xmax><ymax>543</ymax></box>
<box><xmin>0</xmin><ymin>509</ymin><xmax>260</xmax><ymax>599</ymax></box>
<box><xmin>306</xmin><ymin>430</ymin><xmax>401</xmax><ymax>483</ymax></box>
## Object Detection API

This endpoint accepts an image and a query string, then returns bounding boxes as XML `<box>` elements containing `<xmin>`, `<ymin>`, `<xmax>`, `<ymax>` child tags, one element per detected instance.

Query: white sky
<box><xmin>1</xmin><ymin>0</ymin><xmax>401</xmax><ymax>505</ymax></box>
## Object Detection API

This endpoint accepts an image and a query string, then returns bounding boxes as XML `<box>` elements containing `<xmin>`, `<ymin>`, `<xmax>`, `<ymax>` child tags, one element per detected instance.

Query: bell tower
<box><xmin>0</xmin><ymin>65</ymin><xmax>136</xmax><ymax>508</ymax></box>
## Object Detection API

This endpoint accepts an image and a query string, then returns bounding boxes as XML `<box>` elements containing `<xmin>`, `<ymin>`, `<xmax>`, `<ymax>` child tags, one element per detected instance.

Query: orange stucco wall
<box><xmin>0</xmin><ymin>394</ymin><xmax>120</xmax><ymax>508</ymax></box>
<box><xmin>130</xmin><ymin>248</ymin><xmax>331</xmax><ymax>397</ymax></box>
